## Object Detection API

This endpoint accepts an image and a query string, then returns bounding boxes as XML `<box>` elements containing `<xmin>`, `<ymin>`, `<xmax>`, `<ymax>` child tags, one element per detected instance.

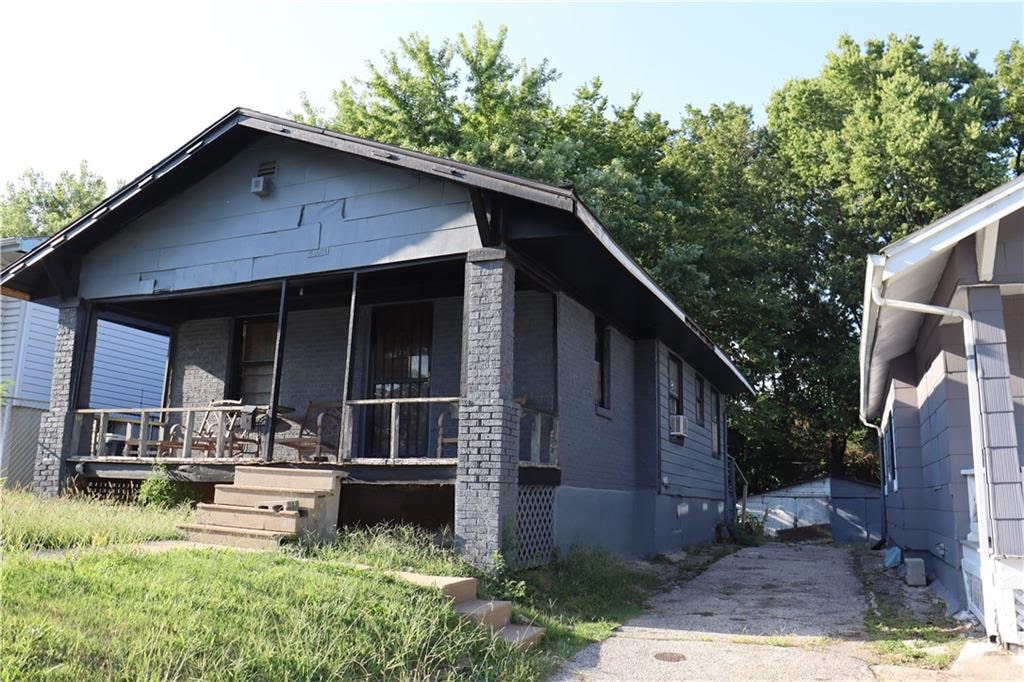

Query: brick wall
<box><xmin>33</xmin><ymin>302</ymin><xmax>93</xmax><ymax>496</ymax></box>
<box><xmin>168</xmin><ymin>318</ymin><xmax>233</xmax><ymax>408</ymax></box>
<box><xmin>456</xmin><ymin>249</ymin><xmax>520</xmax><ymax>567</ymax></box>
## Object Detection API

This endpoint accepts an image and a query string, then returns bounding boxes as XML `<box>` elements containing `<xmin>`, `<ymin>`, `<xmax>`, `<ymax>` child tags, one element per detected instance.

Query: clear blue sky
<box><xmin>1</xmin><ymin>1</ymin><xmax>1021</xmax><ymax>187</ymax></box>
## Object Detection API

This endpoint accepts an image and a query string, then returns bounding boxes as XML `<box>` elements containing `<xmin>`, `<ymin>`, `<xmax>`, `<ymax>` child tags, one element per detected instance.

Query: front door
<box><xmin>367</xmin><ymin>303</ymin><xmax>433</xmax><ymax>457</ymax></box>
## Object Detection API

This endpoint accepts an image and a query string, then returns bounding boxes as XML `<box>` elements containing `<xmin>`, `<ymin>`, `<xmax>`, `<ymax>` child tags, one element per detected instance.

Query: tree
<box><xmin>301</xmin><ymin>26</ymin><xmax>1019</xmax><ymax>488</ymax></box>
<box><xmin>996</xmin><ymin>40</ymin><xmax>1024</xmax><ymax>176</ymax></box>
<box><xmin>0</xmin><ymin>161</ymin><xmax>107</xmax><ymax>238</ymax></box>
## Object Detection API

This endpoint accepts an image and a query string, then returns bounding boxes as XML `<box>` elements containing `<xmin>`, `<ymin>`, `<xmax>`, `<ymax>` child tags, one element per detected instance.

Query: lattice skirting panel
<box><xmin>0</xmin><ymin>405</ymin><xmax>44</xmax><ymax>489</ymax></box>
<box><xmin>78</xmin><ymin>478</ymin><xmax>141</xmax><ymax>503</ymax></box>
<box><xmin>517</xmin><ymin>485</ymin><xmax>555</xmax><ymax>568</ymax></box>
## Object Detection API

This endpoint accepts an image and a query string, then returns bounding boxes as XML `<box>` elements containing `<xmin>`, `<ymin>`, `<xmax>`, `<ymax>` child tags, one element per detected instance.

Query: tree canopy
<box><xmin>299</xmin><ymin>26</ymin><xmax>1022</xmax><ymax>488</ymax></box>
<box><xmin>0</xmin><ymin>161</ymin><xmax>107</xmax><ymax>239</ymax></box>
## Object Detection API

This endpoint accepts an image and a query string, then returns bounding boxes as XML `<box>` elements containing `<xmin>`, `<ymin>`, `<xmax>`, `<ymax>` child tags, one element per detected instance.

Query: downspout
<box><xmin>866</xmin><ymin>268</ymin><xmax>999</xmax><ymax>640</ymax></box>
<box><xmin>859</xmin><ymin>413</ymin><xmax>887</xmax><ymax>544</ymax></box>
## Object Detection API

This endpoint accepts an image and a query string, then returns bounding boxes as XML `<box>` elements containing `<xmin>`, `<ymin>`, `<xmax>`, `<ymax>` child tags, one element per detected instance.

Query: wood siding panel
<box><xmin>657</xmin><ymin>341</ymin><xmax>725</xmax><ymax>499</ymax></box>
<box><xmin>79</xmin><ymin>137</ymin><xmax>481</xmax><ymax>299</ymax></box>
<box><xmin>87</xmin><ymin>320</ymin><xmax>168</xmax><ymax>409</ymax></box>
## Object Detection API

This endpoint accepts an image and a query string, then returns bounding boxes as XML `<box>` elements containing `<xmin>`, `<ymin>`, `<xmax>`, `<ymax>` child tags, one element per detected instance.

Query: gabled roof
<box><xmin>859</xmin><ymin>173</ymin><xmax>1024</xmax><ymax>417</ymax></box>
<box><xmin>0</xmin><ymin>107</ymin><xmax>753</xmax><ymax>395</ymax></box>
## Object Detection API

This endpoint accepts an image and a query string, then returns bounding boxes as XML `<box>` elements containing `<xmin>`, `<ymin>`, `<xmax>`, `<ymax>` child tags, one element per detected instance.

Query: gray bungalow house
<box><xmin>859</xmin><ymin>174</ymin><xmax>1024</xmax><ymax>646</ymax></box>
<box><xmin>0</xmin><ymin>108</ymin><xmax>752</xmax><ymax>567</ymax></box>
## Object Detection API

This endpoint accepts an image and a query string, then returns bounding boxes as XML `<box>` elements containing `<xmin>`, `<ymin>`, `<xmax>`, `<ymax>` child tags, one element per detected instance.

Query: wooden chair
<box><xmin>168</xmin><ymin>400</ymin><xmax>259</xmax><ymax>458</ymax></box>
<box><xmin>277</xmin><ymin>401</ymin><xmax>344</xmax><ymax>462</ymax></box>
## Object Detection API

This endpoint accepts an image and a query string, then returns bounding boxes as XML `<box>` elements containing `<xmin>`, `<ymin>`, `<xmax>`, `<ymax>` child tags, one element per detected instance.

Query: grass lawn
<box><xmin>0</xmin><ymin>488</ymin><xmax>188</xmax><ymax>552</ymax></box>
<box><xmin>2</xmin><ymin>510</ymin><xmax>664</xmax><ymax>680</ymax></box>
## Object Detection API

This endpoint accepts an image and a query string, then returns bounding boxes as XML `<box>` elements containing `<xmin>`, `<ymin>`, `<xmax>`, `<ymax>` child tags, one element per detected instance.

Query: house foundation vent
<box><xmin>517</xmin><ymin>485</ymin><xmax>555</xmax><ymax>568</ymax></box>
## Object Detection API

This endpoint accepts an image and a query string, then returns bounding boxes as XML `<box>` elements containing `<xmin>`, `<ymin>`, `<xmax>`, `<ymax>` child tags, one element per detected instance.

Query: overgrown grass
<box><xmin>851</xmin><ymin>548</ymin><xmax>969</xmax><ymax>669</ymax></box>
<box><xmin>0</xmin><ymin>488</ymin><xmax>188</xmax><ymax>552</ymax></box>
<box><xmin>298</xmin><ymin>525</ymin><xmax>661</xmax><ymax>677</ymax></box>
<box><xmin>1</xmin><ymin>548</ymin><xmax>532</xmax><ymax>680</ymax></box>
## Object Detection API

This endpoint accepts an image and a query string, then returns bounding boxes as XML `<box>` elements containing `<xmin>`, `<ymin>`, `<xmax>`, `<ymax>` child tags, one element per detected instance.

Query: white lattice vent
<box><xmin>517</xmin><ymin>485</ymin><xmax>555</xmax><ymax>567</ymax></box>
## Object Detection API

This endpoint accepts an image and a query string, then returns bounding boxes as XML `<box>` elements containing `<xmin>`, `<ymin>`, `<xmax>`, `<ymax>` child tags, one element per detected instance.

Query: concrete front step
<box><xmin>178</xmin><ymin>523</ymin><xmax>296</xmax><ymax>550</ymax></box>
<box><xmin>390</xmin><ymin>571</ymin><xmax>479</xmax><ymax>604</ymax></box>
<box><xmin>233</xmin><ymin>466</ymin><xmax>344</xmax><ymax>492</ymax></box>
<box><xmin>454</xmin><ymin>598</ymin><xmax>512</xmax><ymax>630</ymax></box>
<box><xmin>497</xmin><ymin>624</ymin><xmax>545</xmax><ymax>651</ymax></box>
<box><xmin>213</xmin><ymin>484</ymin><xmax>330</xmax><ymax>510</ymax></box>
<box><xmin>195</xmin><ymin>503</ymin><xmax>303</xmax><ymax>533</ymax></box>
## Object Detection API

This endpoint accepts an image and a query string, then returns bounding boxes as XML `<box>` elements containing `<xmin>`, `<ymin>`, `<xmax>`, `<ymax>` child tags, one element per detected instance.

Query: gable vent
<box><xmin>256</xmin><ymin>161</ymin><xmax>278</xmax><ymax>178</ymax></box>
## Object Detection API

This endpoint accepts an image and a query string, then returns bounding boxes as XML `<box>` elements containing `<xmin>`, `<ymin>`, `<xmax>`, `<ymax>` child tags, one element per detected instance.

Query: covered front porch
<box><xmin>44</xmin><ymin>250</ymin><xmax>559</xmax><ymax>565</ymax></box>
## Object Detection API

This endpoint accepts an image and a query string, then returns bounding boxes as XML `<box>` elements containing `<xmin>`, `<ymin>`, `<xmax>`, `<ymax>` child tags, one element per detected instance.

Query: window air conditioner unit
<box><xmin>670</xmin><ymin>414</ymin><xmax>688</xmax><ymax>438</ymax></box>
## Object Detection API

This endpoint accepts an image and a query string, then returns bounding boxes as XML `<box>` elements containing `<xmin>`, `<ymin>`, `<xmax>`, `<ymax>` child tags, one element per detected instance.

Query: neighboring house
<box><xmin>859</xmin><ymin>174</ymin><xmax>1024</xmax><ymax>646</ymax></box>
<box><xmin>0</xmin><ymin>108</ymin><xmax>753</xmax><ymax>567</ymax></box>
<box><xmin>744</xmin><ymin>476</ymin><xmax>882</xmax><ymax>544</ymax></box>
<box><xmin>1</xmin><ymin>238</ymin><xmax>169</xmax><ymax>488</ymax></box>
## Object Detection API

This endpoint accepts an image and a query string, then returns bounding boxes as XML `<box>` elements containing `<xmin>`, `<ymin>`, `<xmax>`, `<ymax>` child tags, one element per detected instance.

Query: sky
<box><xmin>1</xmin><ymin>1</ymin><xmax>1021</xmax><ymax>188</ymax></box>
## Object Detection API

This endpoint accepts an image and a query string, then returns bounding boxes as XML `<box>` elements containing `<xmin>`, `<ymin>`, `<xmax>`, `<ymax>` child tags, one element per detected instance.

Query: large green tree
<box><xmin>300</xmin><ymin>26</ymin><xmax>1021</xmax><ymax>488</ymax></box>
<box><xmin>0</xmin><ymin>161</ymin><xmax>107</xmax><ymax>238</ymax></box>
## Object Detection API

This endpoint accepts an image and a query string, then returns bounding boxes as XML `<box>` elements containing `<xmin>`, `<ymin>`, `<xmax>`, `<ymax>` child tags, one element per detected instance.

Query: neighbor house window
<box><xmin>594</xmin><ymin>318</ymin><xmax>611</xmax><ymax>409</ymax></box>
<box><xmin>883</xmin><ymin>411</ymin><xmax>898</xmax><ymax>493</ymax></box>
<box><xmin>668</xmin><ymin>354</ymin><xmax>683</xmax><ymax>416</ymax></box>
<box><xmin>694</xmin><ymin>374</ymin><xmax>706</xmax><ymax>426</ymax></box>
<box><xmin>710</xmin><ymin>388</ymin><xmax>722</xmax><ymax>458</ymax></box>
<box><xmin>232</xmin><ymin>317</ymin><xmax>276</xmax><ymax>405</ymax></box>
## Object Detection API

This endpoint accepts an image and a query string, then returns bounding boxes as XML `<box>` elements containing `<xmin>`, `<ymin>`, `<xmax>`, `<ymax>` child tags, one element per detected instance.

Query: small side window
<box><xmin>711</xmin><ymin>388</ymin><xmax>722</xmax><ymax>458</ymax></box>
<box><xmin>594</xmin><ymin>318</ymin><xmax>611</xmax><ymax>409</ymax></box>
<box><xmin>694</xmin><ymin>375</ymin><xmax>706</xmax><ymax>426</ymax></box>
<box><xmin>668</xmin><ymin>355</ymin><xmax>683</xmax><ymax>417</ymax></box>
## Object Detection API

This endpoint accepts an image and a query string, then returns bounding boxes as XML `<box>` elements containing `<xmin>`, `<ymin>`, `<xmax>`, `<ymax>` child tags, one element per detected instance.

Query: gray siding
<box><xmin>555</xmin><ymin>293</ymin><xmax>637</xmax><ymax>490</ymax></box>
<box><xmin>657</xmin><ymin>341</ymin><xmax>725</xmax><ymax>500</ymax></box>
<box><xmin>87</xmin><ymin>320</ymin><xmax>168</xmax><ymax>409</ymax></box>
<box><xmin>1</xmin><ymin>298</ymin><xmax>57</xmax><ymax>407</ymax></box>
<box><xmin>78</xmin><ymin>137</ymin><xmax>482</xmax><ymax>299</ymax></box>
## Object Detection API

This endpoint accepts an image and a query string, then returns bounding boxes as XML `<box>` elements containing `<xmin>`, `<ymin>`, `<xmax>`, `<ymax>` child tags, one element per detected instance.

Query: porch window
<box><xmin>594</xmin><ymin>318</ymin><xmax>611</xmax><ymax>409</ymax></box>
<box><xmin>694</xmin><ymin>374</ymin><xmax>706</xmax><ymax>426</ymax></box>
<box><xmin>234</xmin><ymin>317</ymin><xmax>276</xmax><ymax>405</ymax></box>
<box><xmin>711</xmin><ymin>388</ymin><xmax>721</xmax><ymax>458</ymax></box>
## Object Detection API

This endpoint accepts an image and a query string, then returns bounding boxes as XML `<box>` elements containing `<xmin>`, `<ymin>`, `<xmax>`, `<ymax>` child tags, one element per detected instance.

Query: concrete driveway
<box><xmin>554</xmin><ymin>544</ymin><xmax>877</xmax><ymax>681</ymax></box>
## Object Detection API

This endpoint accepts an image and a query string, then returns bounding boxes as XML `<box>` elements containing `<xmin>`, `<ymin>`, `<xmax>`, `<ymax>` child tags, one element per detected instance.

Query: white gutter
<box><xmin>862</xmin><ymin>254</ymin><xmax>999</xmax><ymax>640</ymax></box>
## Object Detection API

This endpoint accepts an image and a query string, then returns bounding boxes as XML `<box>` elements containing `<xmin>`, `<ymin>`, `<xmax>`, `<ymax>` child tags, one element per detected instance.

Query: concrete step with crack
<box><xmin>195</xmin><ymin>503</ymin><xmax>304</xmax><ymax>533</ymax></box>
<box><xmin>454</xmin><ymin>598</ymin><xmax>512</xmax><ymax>629</ymax></box>
<box><xmin>213</xmin><ymin>484</ymin><xmax>329</xmax><ymax>510</ymax></box>
<box><xmin>177</xmin><ymin>523</ymin><xmax>295</xmax><ymax>550</ymax></box>
<box><xmin>497</xmin><ymin>624</ymin><xmax>545</xmax><ymax>651</ymax></box>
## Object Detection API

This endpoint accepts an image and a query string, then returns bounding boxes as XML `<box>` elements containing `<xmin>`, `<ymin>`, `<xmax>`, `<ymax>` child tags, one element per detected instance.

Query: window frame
<box><xmin>694</xmin><ymin>374</ymin><xmax>706</xmax><ymax>426</ymax></box>
<box><xmin>228</xmin><ymin>316</ymin><xmax>277</xmax><ymax>405</ymax></box>
<box><xmin>594</xmin><ymin>318</ymin><xmax>611</xmax><ymax>411</ymax></box>
<box><xmin>667</xmin><ymin>353</ymin><xmax>683</xmax><ymax>417</ymax></box>
<box><xmin>710</xmin><ymin>387</ymin><xmax>722</xmax><ymax>458</ymax></box>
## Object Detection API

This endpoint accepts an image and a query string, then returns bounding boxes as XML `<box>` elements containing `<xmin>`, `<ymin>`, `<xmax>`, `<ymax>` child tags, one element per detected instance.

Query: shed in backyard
<box><xmin>745</xmin><ymin>475</ymin><xmax>882</xmax><ymax>545</ymax></box>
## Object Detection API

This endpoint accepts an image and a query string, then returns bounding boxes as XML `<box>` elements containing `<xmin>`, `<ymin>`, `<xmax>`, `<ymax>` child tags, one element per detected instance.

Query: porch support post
<box><xmin>339</xmin><ymin>272</ymin><xmax>359</xmax><ymax>461</ymax></box>
<box><xmin>33</xmin><ymin>300</ymin><xmax>96</xmax><ymax>496</ymax></box>
<box><xmin>263</xmin><ymin>280</ymin><xmax>289</xmax><ymax>461</ymax></box>
<box><xmin>966</xmin><ymin>286</ymin><xmax>1024</xmax><ymax>643</ymax></box>
<box><xmin>456</xmin><ymin>247</ymin><xmax>519</xmax><ymax>568</ymax></box>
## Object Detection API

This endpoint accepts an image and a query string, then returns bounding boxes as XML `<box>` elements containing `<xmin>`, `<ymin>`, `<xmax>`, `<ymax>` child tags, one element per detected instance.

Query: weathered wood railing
<box><xmin>75</xmin><ymin>405</ymin><xmax>269</xmax><ymax>459</ymax></box>
<box><xmin>520</xmin><ymin>405</ymin><xmax>558</xmax><ymax>465</ymax></box>
<box><xmin>341</xmin><ymin>396</ymin><xmax>460</xmax><ymax>461</ymax></box>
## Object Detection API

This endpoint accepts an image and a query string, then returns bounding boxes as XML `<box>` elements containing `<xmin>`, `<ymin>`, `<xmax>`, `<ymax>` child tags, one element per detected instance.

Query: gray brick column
<box><xmin>967</xmin><ymin>287</ymin><xmax>1024</xmax><ymax>556</ymax></box>
<box><xmin>456</xmin><ymin>248</ymin><xmax>519</xmax><ymax>568</ymax></box>
<box><xmin>33</xmin><ymin>301</ymin><xmax>95</xmax><ymax>496</ymax></box>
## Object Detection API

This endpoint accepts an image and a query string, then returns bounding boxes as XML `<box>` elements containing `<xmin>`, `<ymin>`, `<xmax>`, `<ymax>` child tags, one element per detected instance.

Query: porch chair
<box><xmin>276</xmin><ymin>401</ymin><xmax>344</xmax><ymax>462</ymax></box>
<box><xmin>168</xmin><ymin>399</ymin><xmax>260</xmax><ymax>458</ymax></box>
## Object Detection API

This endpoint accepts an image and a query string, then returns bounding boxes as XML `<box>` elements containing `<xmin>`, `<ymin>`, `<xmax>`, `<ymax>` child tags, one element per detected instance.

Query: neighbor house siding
<box><xmin>1</xmin><ymin>298</ymin><xmax>57</xmax><ymax>407</ymax></box>
<box><xmin>657</xmin><ymin>341</ymin><xmax>725</xmax><ymax>500</ymax></box>
<box><xmin>78</xmin><ymin>137</ymin><xmax>482</xmax><ymax>299</ymax></box>
<box><xmin>87</xmin><ymin>320</ymin><xmax>168</xmax><ymax>409</ymax></box>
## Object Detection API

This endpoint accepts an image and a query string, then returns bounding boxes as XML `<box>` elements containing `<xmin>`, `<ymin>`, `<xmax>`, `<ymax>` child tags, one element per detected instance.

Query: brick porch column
<box><xmin>33</xmin><ymin>301</ymin><xmax>95</xmax><ymax>496</ymax></box>
<box><xmin>456</xmin><ymin>248</ymin><xmax>519</xmax><ymax>568</ymax></box>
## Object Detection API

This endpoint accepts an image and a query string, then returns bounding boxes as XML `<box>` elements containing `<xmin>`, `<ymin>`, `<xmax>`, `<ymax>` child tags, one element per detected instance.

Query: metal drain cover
<box><xmin>654</xmin><ymin>652</ymin><xmax>686</xmax><ymax>662</ymax></box>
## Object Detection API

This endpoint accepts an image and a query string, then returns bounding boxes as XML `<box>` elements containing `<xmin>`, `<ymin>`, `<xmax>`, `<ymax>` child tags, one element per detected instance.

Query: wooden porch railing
<box><xmin>341</xmin><ymin>396</ymin><xmax>460</xmax><ymax>461</ymax></box>
<box><xmin>520</xmin><ymin>405</ymin><xmax>558</xmax><ymax>465</ymax></box>
<box><xmin>75</xmin><ymin>405</ymin><xmax>269</xmax><ymax>459</ymax></box>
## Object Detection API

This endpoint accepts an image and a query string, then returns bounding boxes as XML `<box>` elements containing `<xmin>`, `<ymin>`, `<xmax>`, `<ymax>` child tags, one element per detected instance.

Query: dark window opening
<box><xmin>711</xmin><ymin>388</ymin><xmax>722</xmax><ymax>458</ymax></box>
<box><xmin>594</xmin><ymin>318</ymin><xmax>611</xmax><ymax>409</ymax></box>
<box><xmin>230</xmin><ymin>317</ymin><xmax>276</xmax><ymax>405</ymax></box>
<box><xmin>694</xmin><ymin>374</ymin><xmax>706</xmax><ymax>426</ymax></box>
<box><xmin>668</xmin><ymin>354</ymin><xmax>683</xmax><ymax>417</ymax></box>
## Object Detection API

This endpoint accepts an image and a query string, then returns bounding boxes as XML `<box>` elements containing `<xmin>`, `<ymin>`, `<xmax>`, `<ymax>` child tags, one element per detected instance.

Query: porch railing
<box><xmin>74</xmin><ymin>405</ymin><xmax>269</xmax><ymax>459</ymax></box>
<box><xmin>342</xmin><ymin>396</ymin><xmax>460</xmax><ymax>461</ymax></box>
<box><xmin>519</xmin><ymin>405</ymin><xmax>558</xmax><ymax>465</ymax></box>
